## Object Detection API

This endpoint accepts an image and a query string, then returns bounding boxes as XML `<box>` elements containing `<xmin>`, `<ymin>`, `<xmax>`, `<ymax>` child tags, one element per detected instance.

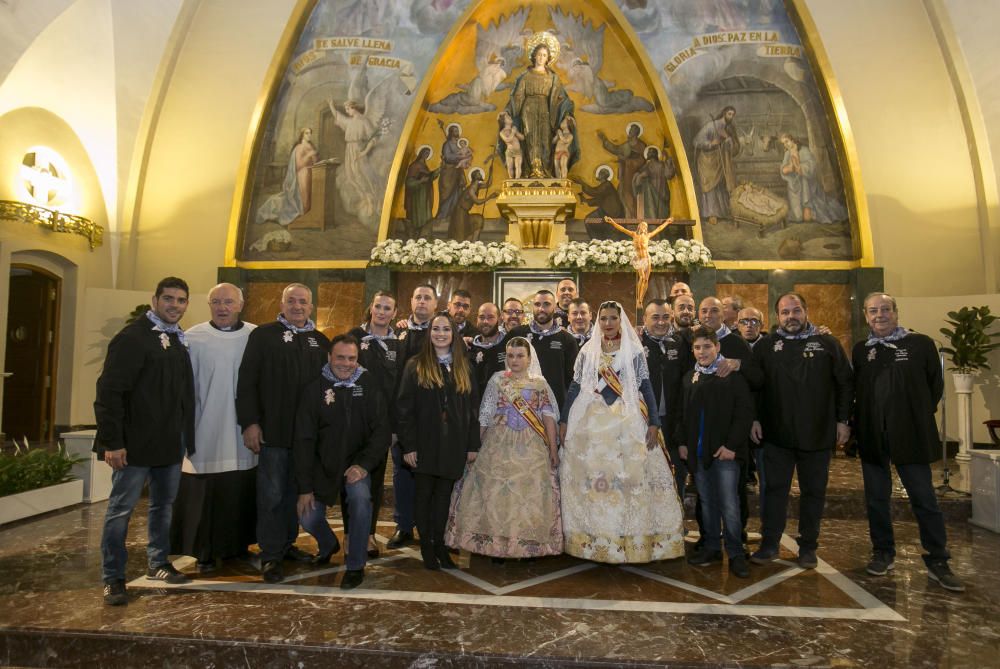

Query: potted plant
<box><xmin>940</xmin><ymin>305</ymin><xmax>1000</xmax><ymax>392</ymax></box>
<box><xmin>0</xmin><ymin>440</ymin><xmax>84</xmax><ymax>525</ymax></box>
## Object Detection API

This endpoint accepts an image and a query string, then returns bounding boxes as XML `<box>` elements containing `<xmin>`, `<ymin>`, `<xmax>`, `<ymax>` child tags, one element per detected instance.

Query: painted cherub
<box><xmin>498</xmin><ymin>111</ymin><xmax>525</xmax><ymax>179</ymax></box>
<box><xmin>552</xmin><ymin>116</ymin><xmax>575</xmax><ymax>179</ymax></box>
<box><xmin>457</xmin><ymin>137</ymin><xmax>474</xmax><ymax>170</ymax></box>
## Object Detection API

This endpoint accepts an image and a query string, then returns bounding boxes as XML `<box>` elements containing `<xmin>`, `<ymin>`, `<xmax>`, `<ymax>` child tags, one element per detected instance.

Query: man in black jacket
<box><xmin>750</xmin><ymin>292</ymin><xmax>853</xmax><ymax>569</ymax></box>
<box><xmin>642</xmin><ymin>299</ymin><xmax>690</xmax><ymax>496</ymax></box>
<box><xmin>95</xmin><ymin>276</ymin><xmax>195</xmax><ymax>606</ymax></box>
<box><xmin>469</xmin><ymin>302</ymin><xmax>506</xmax><ymax>395</ymax></box>
<box><xmin>295</xmin><ymin>335</ymin><xmax>390</xmax><ymax>590</ymax></box>
<box><xmin>237</xmin><ymin>283</ymin><xmax>331</xmax><ymax>583</ymax></box>
<box><xmin>853</xmin><ymin>293</ymin><xmax>964</xmax><ymax>592</ymax></box>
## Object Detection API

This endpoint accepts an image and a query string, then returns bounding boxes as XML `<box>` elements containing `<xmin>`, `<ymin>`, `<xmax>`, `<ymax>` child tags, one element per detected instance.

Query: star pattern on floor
<box><xmin>130</xmin><ymin>521</ymin><xmax>904</xmax><ymax>621</ymax></box>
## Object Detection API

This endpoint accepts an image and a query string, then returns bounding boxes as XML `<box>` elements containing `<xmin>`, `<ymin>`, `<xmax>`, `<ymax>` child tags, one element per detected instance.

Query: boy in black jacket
<box><xmin>678</xmin><ymin>327</ymin><xmax>754</xmax><ymax>578</ymax></box>
<box><xmin>295</xmin><ymin>335</ymin><xmax>390</xmax><ymax>590</ymax></box>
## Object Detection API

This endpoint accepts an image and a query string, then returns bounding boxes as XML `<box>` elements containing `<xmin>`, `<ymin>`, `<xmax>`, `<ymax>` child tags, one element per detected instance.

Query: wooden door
<box><xmin>2</xmin><ymin>266</ymin><xmax>60</xmax><ymax>442</ymax></box>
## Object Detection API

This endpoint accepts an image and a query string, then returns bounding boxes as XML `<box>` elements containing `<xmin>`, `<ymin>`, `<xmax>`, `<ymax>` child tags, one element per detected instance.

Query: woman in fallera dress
<box><xmin>558</xmin><ymin>301</ymin><xmax>685</xmax><ymax>563</ymax></box>
<box><xmin>396</xmin><ymin>314</ymin><xmax>480</xmax><ymax>570</ymax></box>
<box><xmin>446</xmin><ymin>337</ymin><xmax>563</xmax><ymax>559</ymax></box>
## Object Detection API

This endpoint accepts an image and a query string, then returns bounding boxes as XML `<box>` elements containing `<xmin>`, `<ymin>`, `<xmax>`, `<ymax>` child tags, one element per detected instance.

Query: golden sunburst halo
<box><xmin>525</xmin><ymin>31</ymin><xmax>561</xmax><ymax>66</ymax></box>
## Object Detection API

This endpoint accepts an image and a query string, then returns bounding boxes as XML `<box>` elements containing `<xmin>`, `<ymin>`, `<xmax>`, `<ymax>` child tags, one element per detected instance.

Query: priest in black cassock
<box><xmin>642</xmin><ymin>299</ymin><xmax>691</xmax><ymax>496</ymax></box>
<box><xmin>505</xmin><ymin>289</ymin><xmax>579</xmax><ymax>413</ymax></box>
<box><xmin>750</xmin><ymin>292</ymin><xmax>853</xmax><ymax>570</ymax></box>
<box><xmin>852</xmin><ymin>292</ymin><xmax>964</xmax><ymax>592</ymax></box>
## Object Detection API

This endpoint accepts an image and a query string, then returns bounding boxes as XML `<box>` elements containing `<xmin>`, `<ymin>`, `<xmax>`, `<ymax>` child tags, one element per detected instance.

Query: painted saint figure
<box><xmin>632</xmin><ymin>146</ymin><xmax>675</xmax><ymax>219</ymax></box>
<box><xmin>404</xmin><ymin>146</ymin><xmax>439</xmax><ymax>238</ymax></box>
<box><xmin>779</xmin><ymin>133</ymin><xmax>847</xmax><ymax>223</ymax></box>
<box><xmin>693</xmin><ymin>106</ymin><xmax>741</xmax><ymax>225</ymax></box>
<box><xmin>504</xmin><ymin>32</ymin><xmax>578</xmax><ymax>178</ymax></box>
<box><xmin>597</xmin><ymin>123</ymin><xmax>647</xmax><ymax>218</ymax></box>
<box><xmin>255</xmin><ymin>128</ymin><xmax>318</xmax><ymax>227</ymax></box>
<box><xmin>448</xmin><ymin>168</ymin><xmax>497</xmax><ymax>242</ymax></box>
<box><xmin>436</xmin><ymin>123</ymin><xmax>466</xmax><ymax>222</ymax></box>
<box><xmin>328</xmin><ymin>99</ymin><xmax>379</xmax><ymax>224</ymax></box>
<box><xmin>603</xmin><ymin>216</ymin><xmax>673</xmax><ymax>313</ymax></box>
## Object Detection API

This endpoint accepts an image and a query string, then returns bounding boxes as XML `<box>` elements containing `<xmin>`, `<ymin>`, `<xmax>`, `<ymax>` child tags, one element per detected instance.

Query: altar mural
<box><xmin>235</xmin><ymin>0</ymin><xmax>860</xmax><ymax>264</ymax></box>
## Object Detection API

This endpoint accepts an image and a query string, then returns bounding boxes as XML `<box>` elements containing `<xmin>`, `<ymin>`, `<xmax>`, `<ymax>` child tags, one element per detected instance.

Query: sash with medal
<box><xmin>598</xmin><ymin>363</ymin><xmax>669</xmax><ymax>456</ymax></box>
<box><xmin>501</xmin><ymin>378</ymin><xmax>549</xmax><ymax>443</ymax></box>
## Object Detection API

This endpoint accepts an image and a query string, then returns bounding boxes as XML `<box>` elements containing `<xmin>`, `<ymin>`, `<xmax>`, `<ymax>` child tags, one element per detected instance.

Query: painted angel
<box><xmin>328</xmin><ymin>56</ymin><xmax>411</xmax><ymax>227</ymax></box>
<box><xmin>549</xmin><ymin>8</ymin><xmax>653</xmax><ymax>115</ymax></box>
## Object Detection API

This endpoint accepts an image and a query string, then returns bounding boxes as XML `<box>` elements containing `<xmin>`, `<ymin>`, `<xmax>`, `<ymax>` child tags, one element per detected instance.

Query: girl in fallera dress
<box><xmin>396</xmin><ymin>314</ymin><xmax>480</xmax><ymax>570</ymax></box>
<box><xmin>445</xmin><ymin>337</ymin><xmax>563</xmax><ymax>559</ymax></box>
<box><xmin>558</xmin><ymin>301</ymin><xmax>685</xmax><ymax>563</ymax></box>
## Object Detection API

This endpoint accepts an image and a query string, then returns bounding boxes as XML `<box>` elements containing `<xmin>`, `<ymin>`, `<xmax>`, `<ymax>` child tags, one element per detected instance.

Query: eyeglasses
<box><xmin>738</xmin><ymin>318</ymin><xmax>761</xmax><ymax>326</ymax></box>
<box><xmin>503</xmin><ymin>309</ymin><xmax>524</xmax><ymax>316</ymax></box>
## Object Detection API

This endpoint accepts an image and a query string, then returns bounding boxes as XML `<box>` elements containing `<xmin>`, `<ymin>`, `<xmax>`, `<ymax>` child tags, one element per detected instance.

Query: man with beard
<box><xmin>446</xmin><ymin>289</ymin><xmax>473</xmax><ymax>337</ymax></box>
<box><xmin>566</xmin><ymin>297</ymin><xmax>593</xmax><ymax>348</ymax></box>
<box><xmin>853</xmin><ymin>293</ymin><xmax>963</xmax><ymax>591</ymax></box>
<box><xmin>237</xmin><ymin>283</ymin><xmax>331</xmax><ymax>583</ymax></box>
<box><xmin>554</xmin><ymin>278</ymin><xmax>578</xmax><ymax>328</ymax></box>
<box><xmin>506</xmin><ymin>289</ymin><xmax>579</xmax><ymax>412</ymax></box>
<box><xmin>348</xmin><ymin>290</ymin><xmax>401</xmax><ymax>558</ymax></box>
<box><xmin>96</xmin><ymin>277</ymin><xmax>195</xmax><ymax>605</ymax></box>
<box><xmin>389</xmin><ymin>284</ymin><xmax>438</xmax><ymax>549</ymax></box>
<box><xmin>469</xmin><ymin>302</ymin><xmax>507</xmax><ymax>395</ymax></box>
<box><xmin>737</xmin><ymin>306</ymin><xmax>767</xmax><ymax>350</ymax></box>
<box><xmin>502</xmin><ymin>297</ymin><xmax>525</xmax><ymax>332</ymax></box>
<box><xmin>750</xmin><ymin>292</ymin><xmax>852</xmax><ymax>570</ymax></box>
<box><xmin>642</xmin><ymin>299</ymin><xmax>691</xmax><ymax>497</ymax></box>
<box><xmin>670</xmin><ymin>293</ymin><xmax>698</xmax><ymax>352</ymax></box>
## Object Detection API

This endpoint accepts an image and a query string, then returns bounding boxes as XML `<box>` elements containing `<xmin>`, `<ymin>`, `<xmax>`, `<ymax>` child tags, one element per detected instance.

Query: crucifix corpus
<box><xmin>601</xmin><ymin>215</ymin><xmax>696</xmax><ymax>319</ymax></box>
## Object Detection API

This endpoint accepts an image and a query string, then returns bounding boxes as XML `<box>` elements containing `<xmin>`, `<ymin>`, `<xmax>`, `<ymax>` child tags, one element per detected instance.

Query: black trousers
<box><xmin>761</xmin><ymin>445</ymin><xmax>831</xmax><ymax>552</ymax></box>
<box><xmin>414</xmin><ymin>473</ymin><xmax>456</xmax><ymax>548</ymax></box>
<box><xmin>862</xmin><ymin>454</ymin><xmax>949</xmax><ymax>565</ymax></box>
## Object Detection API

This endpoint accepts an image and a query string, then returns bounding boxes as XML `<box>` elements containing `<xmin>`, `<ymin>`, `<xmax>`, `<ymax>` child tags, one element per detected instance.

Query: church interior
<box><xmin>1</xmin><ymin>0</ymin><xmax>999</xmax><ymax>666</ymax></box>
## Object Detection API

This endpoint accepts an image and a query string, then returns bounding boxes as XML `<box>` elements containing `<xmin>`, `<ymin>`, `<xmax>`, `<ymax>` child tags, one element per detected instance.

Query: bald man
<box><xmin>669</xmin><ymin>281</ymin><xmax>692</xmax><ymax>301</ymax></box>
<box><xmin>172</xmin><ymin>284</ymin><xmax>259</xmax><ymax>573</ymax></box>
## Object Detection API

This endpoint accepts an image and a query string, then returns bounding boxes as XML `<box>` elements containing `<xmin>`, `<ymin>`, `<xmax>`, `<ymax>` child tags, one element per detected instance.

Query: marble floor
<box><xmin>0</xmin><ymin>472</ymin><xmax>998</xmax><ymax>667</ymax></box>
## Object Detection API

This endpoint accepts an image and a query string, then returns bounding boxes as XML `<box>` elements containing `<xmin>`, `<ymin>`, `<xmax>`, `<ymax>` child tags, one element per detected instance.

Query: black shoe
<box><xmin>688</xmin><ymin>548</ymin><xmax>723</xmax><ymax>567</ymax></box>
<box><xmin>729</xmin><ymin>554</ymin><xmax>750</xmax><ymax>578</ymax></box>
<box><xmin>866</xmin><ymin>551</ymin><xmax>895</xmax><ymax>576</ymax></box>
<box><xmin>285</xmin><ymin>545</ymin><xmax>316</xmax><ymax>563</ymax></box>
<box><xmin>262</xmin><ymin>560</ymin><xmax>284</xmax><ymax>583</ymax></box>
<box><xmin>387</xmin><ymin>530</ymin><xmax>414</xmax><ymax>549</ymax></box>
<box><xmin>196</xmin><ymin>559</ymin><xmax>218</xmax><ymax>574</ymax></box>
<box><xmin>147</xmin><ymin>563</ymin><xmax>189</xmax><ymax>584</ymax></box>
<box><xmin>340</xmin><ymin>569</ymin><xmax>365</xmax><ymax>590</ymax></box>
<box><xmin>420</xmin><ymin>542</ymin><xmax>439</xmax><ymax>571</ymax></box>
<box><xmin>750</xmin><ymin>546</ymin><xmax>779</xmax><ymax>565</ymax></box>
<box><xmin>103</xmin><ymin>580</ymin><xmax>127</xmax><ymax>606</ymax></box>
<box><xmin>312</xmin><ymin>536</ymin><xmax>342</xmax><ymax>565</ymax></box>
<box><xmin>436</xmin><ymin>547</ymin><xmax>458</xmax><ymax>570</ymax></box>
<box><xmin>927</xmin><ymin>561</ymin><xmax>965</xmax><ymax>592</ymax></box>
<box><xmin>797</xmin><ymin>549</ymin><xmax>818</xmax><ymax>570</ymax></box>
<box><xmin>367</xmin><ymin>539</ymin><xmax>380</xmax><ymax>559</ymax></box>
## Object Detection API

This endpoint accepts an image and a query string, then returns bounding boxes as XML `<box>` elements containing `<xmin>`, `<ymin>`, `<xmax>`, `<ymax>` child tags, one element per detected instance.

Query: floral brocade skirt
<box><xmin>445</xmin><ymin>423</ymin><xmax>563</xmax><ymax>558</ymax></box>
<box><xmin>559</xmin><ymin>399</ymin><xmax>685</xmax><ymax>563</ymax></box>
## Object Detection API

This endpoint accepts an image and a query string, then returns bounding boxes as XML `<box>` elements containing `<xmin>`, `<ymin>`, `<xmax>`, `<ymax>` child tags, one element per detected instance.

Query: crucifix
<box><xmin>601</xmin><ymin>209</ymin><xmax>697</xmax><ymax>320</ymax></box>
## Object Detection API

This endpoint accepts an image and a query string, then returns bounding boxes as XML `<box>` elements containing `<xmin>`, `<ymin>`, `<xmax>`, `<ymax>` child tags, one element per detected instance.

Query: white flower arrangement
<box><xmin>370</xmin><ymin>238</ymin><xmax>523</xmax><ymax>269</ymax></box>
<box><xmin>548</xmin><ymin>238</ymin><xmax>712</xmax><ymax>270</ymax></box>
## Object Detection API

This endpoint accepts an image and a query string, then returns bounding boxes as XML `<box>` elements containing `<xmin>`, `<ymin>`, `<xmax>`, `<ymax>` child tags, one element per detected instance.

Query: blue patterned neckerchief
<box><xmin>406</xmin><ymin>315</ymin><xmax>430</xmax><ymax>331</ymax></box>
<box><xmin>694</xmin><ymin>353</ymin><xmax>726</xmax><ymax>375</ymax></box>
<box><xmin>321</xmin><ymin>363</ymin><xmax>366</xmax><ymax>387</ymax></box>
<box><xmin>436</xmin><ymin>352</ymin><xmax>453</xmax><ymax>364</ymax></box>
<box><xmin>775</xmin><ymin>323</ymin><xmax>818</xmax><ymax>340</ymax></box>
<box><xmin>866</xmin><ymin>327</ymin><xmax>910</xmax><ymax>348</ymax></box>
<box><xmin>715</xmin><ymin>324</ymin><xmax>732</xmax><ymax>340</ymax></box>
<box><xmin>277</xmin><ymin>313</ymin><xmax>316</xmax><ymax>333</ymax></box>
<box><xmin>472</xmin><ymin>332</ymin><xmax>504</xmax><ymax>349</ymax></box>
<box><xmin>645</xmin><ymin>332</ymin><xmax>670</xmax><ymax>353</ymax></box>
<box><xmin>146</xmin><ymin>309</ymin><xmax>185</xmax><ymax>344</ymax></box>
<box><xmin>568</xmin><ymin>326</ymin><xmax>593</xmax><ymax>347</ymax></box>
<box><xmin>359</xmin><ymin>322</ymin><xmax>397</xmax><ymax>351</ymax></box>
<box><xmin>529</xmin><ymin>319</ymin><xmax>560</xmax><ymax>337</ymax></box>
